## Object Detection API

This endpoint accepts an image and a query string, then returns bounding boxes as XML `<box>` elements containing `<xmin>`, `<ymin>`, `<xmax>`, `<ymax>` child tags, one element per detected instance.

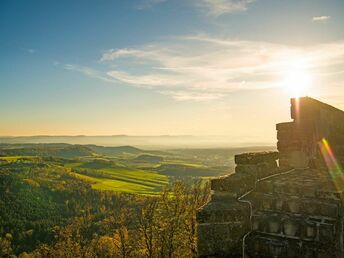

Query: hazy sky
<box><xmin>1</xmin><ymin>0</ymin><xmax>344</xmax><ymax>143</ymax></box>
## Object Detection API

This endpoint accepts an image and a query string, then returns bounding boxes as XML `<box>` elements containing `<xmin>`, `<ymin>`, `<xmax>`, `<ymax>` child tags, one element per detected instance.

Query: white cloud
<box><xmin>159</xmin><ymin>90</ymin><xmax>224</xmax><ymax>101</ymax></box>
<box><xmin>136</xmin><ymin>0</ymin><xmax>254</xmax><ymax>16</ymax></box>
<box><xmin>64</xmin><ymin>64</ymin><xmax>116</xmax><ymax>83</ymax></box>
<box><xmin>106</xmin><ymin>70</ymin><xmax>187</xmax><ymax>88</ymax></box>
<box><xmin>195</xmin><ymin>0</ymin><xmax>255</xmax><ymax>16</ymax></box>
<box><xmin>135</xmin><ymin>0</ymin><xmax>167</xmax><ymax>10</ymax></box>
<box><xmin>67</xmin><ymin>35</ymin><xmax>344</xmax><ymax>101</ymax></box>
<box><xmin>100</xmin><ymin>49</ymin><xmax>149</xmax><ymax>62</ymax></box>
<box><xmin>312</xmin><ymin>16</ymin><xmax>331</xmax><ymax>22</ymax></box>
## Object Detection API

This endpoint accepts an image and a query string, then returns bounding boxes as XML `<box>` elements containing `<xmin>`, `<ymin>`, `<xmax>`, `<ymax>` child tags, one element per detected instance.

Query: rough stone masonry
<box><xmin>197</xmin><ymin>97</ymin><xmax>344</xmax><ymax>258</ymax></box>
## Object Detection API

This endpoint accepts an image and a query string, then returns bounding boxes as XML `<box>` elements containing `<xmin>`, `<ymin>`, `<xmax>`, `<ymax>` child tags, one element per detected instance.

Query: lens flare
<box><xmin>293</xmin><ymin>97</ymin><xmax>300</xmax><ymax>124</ymax></box>
<box><xmin>319</xmin><ymin>138</ymin><xmax>341</xmax><ymax>174</ymax></box>
<box><xmin>319</xmin><ymin>138</ymin><xmax>344</xmax><ymax>190</ymax></box>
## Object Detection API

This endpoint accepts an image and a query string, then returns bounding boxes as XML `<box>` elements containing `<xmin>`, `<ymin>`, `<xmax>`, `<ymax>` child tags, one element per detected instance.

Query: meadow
<box><xmin>67</xmin><ymin>161</ymin><xmax>168</xmax><ymax>195</ymax></box>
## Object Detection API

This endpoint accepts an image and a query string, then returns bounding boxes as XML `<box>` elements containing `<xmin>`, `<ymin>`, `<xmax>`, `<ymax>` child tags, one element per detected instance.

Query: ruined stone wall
<box><xmin>197</xmin><ymin>152</ymin><xmax>278</xmax><ymax>257</ymax></box>
<box><xmin>197</xmin><ymin>97</ymin><xmax>344</xmax><ymax>258</ymax></box>
<box><xmin>246</xmin><ymin>168</ymin><xmax>343</xmax><ymax>257</ymax></box>
<box><xmin>277</xmin><ymin>97</ymin><xmax>344</xmax><ymax>170</ymax></box>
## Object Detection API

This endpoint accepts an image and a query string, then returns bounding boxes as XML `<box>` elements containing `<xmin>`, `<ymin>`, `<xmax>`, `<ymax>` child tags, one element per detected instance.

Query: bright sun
<box><xmin>281</xmin><ymin>58</ymin><xmax>312</xmax><ymax>98</ymax></box>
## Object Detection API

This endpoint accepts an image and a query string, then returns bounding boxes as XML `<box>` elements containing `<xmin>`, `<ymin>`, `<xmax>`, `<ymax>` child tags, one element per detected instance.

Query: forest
<box><xmin>0</xmin><ymin>143</ymin><xmax>273</xmax><ymax>257</ymax></box>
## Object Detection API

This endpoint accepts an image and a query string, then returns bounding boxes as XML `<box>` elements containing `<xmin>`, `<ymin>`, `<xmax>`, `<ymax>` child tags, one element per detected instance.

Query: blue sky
<box><xmin>1</xmin><ymin>0</ymin><xmax>344</xmax><ymax>143</ymax></box>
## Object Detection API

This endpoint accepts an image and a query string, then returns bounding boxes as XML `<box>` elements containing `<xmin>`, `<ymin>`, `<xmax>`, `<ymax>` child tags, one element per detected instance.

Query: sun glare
<box><xmin>281</xmin><ymin>58</ymin><xmax>312</xmax><ymax>98</ymax></box>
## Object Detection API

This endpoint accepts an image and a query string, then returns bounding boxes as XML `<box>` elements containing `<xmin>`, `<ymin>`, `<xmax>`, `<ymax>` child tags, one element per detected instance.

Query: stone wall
<box><xmin>197</xmin><ymin>97</ymin><xmax>344</xmax><ymax>257</ymax></box>
<box><xmin>277</xmin><ymin>97</ymin><xmax>344</xmax><ymax>170</ymax></box>
<box><xmin>197</xmin><ymin>152</ymin><xmax>279</xmax><ymax>257</ymax></box>
<box><xmin>246</xmin><ymin>168</ymin><xmax>343</xmax><ymax>257</ymax></box>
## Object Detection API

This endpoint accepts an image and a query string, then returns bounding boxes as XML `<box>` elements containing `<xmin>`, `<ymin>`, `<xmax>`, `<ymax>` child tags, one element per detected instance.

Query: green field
<box><xmin>68</xmin><ymin>162</ymin><xmax>168</xmax><ymax>195</ymax></box>
<box><xmin>0</xmin><ymin>143</ymin><xmax>275</xmax><ymax>196</ymax></box>
<box><xmin>0</xmin><ymin>156</ymin><xmax>38</xmax><ymax>162</ymax></box>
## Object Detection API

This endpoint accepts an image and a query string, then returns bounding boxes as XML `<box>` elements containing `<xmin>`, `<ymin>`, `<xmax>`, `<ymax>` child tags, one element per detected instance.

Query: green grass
<box><xmin>161</xmin><ymin>160</ymin><xmax>204</xmax><ymax>167</ymax></box>
<box><xmin>71</xmin><ymin>165</ymin><xmax>168</xmax><ymax>195</ymax></box>
<box><xmin>66</xmin><ymin>158</ymin><xmax>221</xmax><ymax>195</ymax></box>
<box><xmin>0</xmin><ymin>156</ymin><xmax>39</xmax><ymax>162</ymax></box>
<box><xmin>64</xmin><ymin>162</ymin><xmax>84</xmax><ymax>168</ymax></box>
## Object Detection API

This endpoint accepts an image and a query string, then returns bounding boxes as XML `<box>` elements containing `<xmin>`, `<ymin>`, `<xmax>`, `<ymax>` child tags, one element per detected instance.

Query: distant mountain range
<box><xmin>0</xmin><ymin>135</ymin><xmax>273</xmax><ymax>149</ymax></box>
<box><xmin>0</xmin><ymin>143</ymin><xmax>146</xmax><ymax>159</ymax></box>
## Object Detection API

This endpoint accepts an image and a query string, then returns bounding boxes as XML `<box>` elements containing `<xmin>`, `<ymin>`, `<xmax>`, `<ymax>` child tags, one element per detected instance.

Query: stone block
<box><xmin>197</xmin><ymin>222</ymin><xmax>248</xmax><ymax>257</ymax></box>
<box><xmin>277</xmin><ymin>129</ymin><xmax>312</xmax><ymax>141</ymax></box>
<box><xmin>316</xmin><ymin>190</ymin><xmax>342</xmax><ymax>201</ymax></box>
<box><xmin>256</xmin><ymin>180</ymin><xmax>274</xmax><ymax>193</ymax></box>
<box><xmin>234</xmin><ymin>151</ymin><xmax>278</xmax><ymax>165</ymax></box>
<box><xmin>319</xmin><ymin>222</ymin><xmax>336</xmax><ymax>242</ymax></box>
<box><xmin>277</xmin><ymin>140</ymin><xmax>302</xmax><ymax>151</ymax></box>
<box><xmin>261</xmin><ymin>194</ymin><xmax>274</xmax><ymax>211</ymax></box>
<box><xmin>235</xmin><ymin>164</ymin><xmax>258</xmax><ymax>175</ymax></box>
<box><xmin>197</xmin><ymin>200</ymin><xmax>250</xmax><ymax>224</ymax></box>
<box><xmin>235</xmin><ymin>161</ymin><xmax>278</xmax><ymax>180</ymax></box>
<box><xmin>212</xmin><ymin>223</ymin><xmax>230</xmax><ymax>241</ymax></box>
<box><xmin>274</xmin><ymin>197</ymin><xmax>285</xmax><ymax>211</ymax></box>
<box><xmin>285</xmin><ymin>183</ymin><xmax>301</xmax><ymax>195</ymax></box>
<box><xmin>210</xmin><ymin>173</ymin><xmax>255</xmax><ymax>196</ymax></box>
<box><xmin>302</xmin><ymin>199</ymin><xmax>320</xmax><ymax>215</ymax></box>
<box><xmin>250</xmin><ymin>192</ymin><xmax>274</xmax><ymax>211</ymax></box>
<box><xmin>278</xmin><ymin>158</ymin><xmax>292</xmax><ymax>170</ymax></box>
<box><xmin>247</xmin><ymin>234</ymin><xmax>289</xmax><ymax>258</ymax></box>
<box><xmin>282</xmin><ymin>218</ymin><xmax>301</xmax><ymax>237</ymax></box>
<box><xmin>285</xmin><ymin>198</ymin><xmax>303</xmax><ymax>214</ymax></box>
<box><xmin>197</xmin><ymin>223</ymin><xmax>214</xmax><ymax>242</ymax></box>
<box><xmin>269</xmin><ymin>240</ymin><xmax>289</xmax><ymax>257</ymax></box>
<box><xmin>267</xmin><ymin>215</ymin><xmax>281</xmax><ymax>234</ymax></box>
<box><xmin>303</xmin><ymin>220</ymin><xmax>317</xmax><ymax>240</ymax></box>
<box><xmin>210</xmin><ymin>191</ymin><xmax>237</xmax><ymax>201</ymax></box>
<box><xmin>301</xmin><ymin>183</ymin><xmax>317</xmax><ymax>198</ymax></box>
<box><xmin>251</xmin><ymin>213</ymin><xmax>265</xmax><ymax>231</ymax></box>
<box><xmin>197</xmin><ymin>224</ymin><xmax>214</xmax><ymax>256</ymax></box>
<box><xmin>272</xmin><ymin>181</ymin><xmax>289</xmax><ymax>195</ymax></box>
<box><xmin>246</xmin><ymin>235</ymin><xmax>271</xmax><ymax>257</ymax></box>
<box><xmin>276</xmin><ymin>122</ymin><xmax>294</xmax><ymax>131</ymax></box>
<box><xmin>319</xmin><ymin>202</ymin><xmax>339</xmax><ymax>217</ymax></box>
<box><xmin>257</xmin><ymin>161</ymin><xmax>278</xmax><ymax>178</ymax></box>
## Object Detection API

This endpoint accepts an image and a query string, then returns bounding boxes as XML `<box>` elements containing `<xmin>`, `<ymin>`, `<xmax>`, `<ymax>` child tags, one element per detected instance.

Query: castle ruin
<box><xmin>197</xmin><ymin>97</ymin><xmax>344</xmax><ymax>257</ymax></box>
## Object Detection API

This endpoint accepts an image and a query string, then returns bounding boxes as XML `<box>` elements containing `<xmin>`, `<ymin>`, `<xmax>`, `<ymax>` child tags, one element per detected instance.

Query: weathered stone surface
<box><xmin>197</xmin><ymin>221</ymin><xmax>248</xmax><ymax>257</ymax></box>
<box><xmin>197</xmin><ymin>200</ymin><xmax>250</xmax><ymax>224</ymax></box>
<box><xmin>235</xmin><ymin>160</ymin><xmax>278</xmax><ymax>179</ymax></box>
<box><xmin>197</xmin><ymin>97</ymin><xmax>344</xmax><ymax>257</ymax></box>
<box><xmin>255</xmin><ymin>180</ymin><xmax>274</xmax><ymax>193</ymax></box>
<box><xmin>234</xmin><ymin>151</ymin><xmax>278</xmax><ymax>165</ymax></box>
<box><xmin>210</xmin><ymin>173</ymin><xmax>255</xmax><ymax>195</ymax></box>
<box><xmin>276</xmin><ymin>121</ymin><xmax>294</xmax><ymax>131</ymax></box>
